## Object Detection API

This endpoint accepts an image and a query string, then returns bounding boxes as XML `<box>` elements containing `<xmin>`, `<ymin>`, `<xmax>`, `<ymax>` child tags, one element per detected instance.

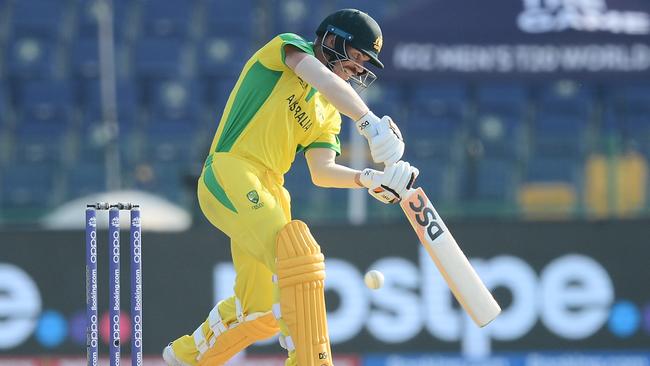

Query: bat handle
<box><xmin>400</xmin><ymin>188</ymin><xmax>417</xmax><ymax>201</ymax></box>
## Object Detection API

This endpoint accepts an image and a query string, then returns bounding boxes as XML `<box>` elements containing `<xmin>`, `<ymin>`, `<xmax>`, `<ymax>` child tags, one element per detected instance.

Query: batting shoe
<box><xmin>162</xmin><ymin>343</ymin><xmax>192</xmax><ymax>366</ymax></box>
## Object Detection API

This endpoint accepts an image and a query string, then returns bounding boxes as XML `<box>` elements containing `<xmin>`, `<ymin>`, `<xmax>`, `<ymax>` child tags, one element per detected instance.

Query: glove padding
<box><xmin>355</xmin><ymin>111</ymin><xmax>405</xmax><ymax>165</ymax></box>
<box><xmin>358</xmin><ymin>168</ymin><xmax>400</xmax><ymax>204</ymax></box>
<box><xmin>380</xmin><ymin>161</ymin><xmax>419</xmax><ymax>199</ymax></box>
<box><xmin>359</xmin><ymin>162</ymin><xmax>419</xmax><ymax>204</ymax></box>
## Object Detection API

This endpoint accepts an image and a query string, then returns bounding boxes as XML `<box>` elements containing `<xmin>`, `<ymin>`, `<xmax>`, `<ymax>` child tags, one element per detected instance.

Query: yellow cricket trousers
<box><xmin>171</xmin><ymin>152</ymin><xmax>292</xmax><ymax>364</ymax></box>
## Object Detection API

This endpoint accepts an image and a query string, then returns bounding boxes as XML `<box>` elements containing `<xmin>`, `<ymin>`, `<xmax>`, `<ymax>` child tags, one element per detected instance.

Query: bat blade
<box><xmin>400</xmin><ymin>187</ymin><xmax>501</xmax><ymax>327</ymax></box>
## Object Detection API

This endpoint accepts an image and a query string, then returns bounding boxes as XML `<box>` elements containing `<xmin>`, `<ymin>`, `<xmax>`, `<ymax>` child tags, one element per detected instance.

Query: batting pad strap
<box><xmin>192</xmin><ymin>325</ymin><xmax>211</xmax><ymax>357</ymax></box>
<box><xmin>235</xmin><ymin>297</ymin><xmax>245</xmax><ymax>323</ymax></box>
<box><xmin>279</xmin><ymin>335</ymin><xmax>295</xmax><ymax>351</ymax></box>
<box><xmin>196</xmin><ymin>312</ymin><xmax>279</xmax><ymax>366</ymax></box>
<box><xmin>208</xmin><ymin>306</ymin><xmax>227</xmax><ymax>336</ymax></box>
<box><xmin>272</xmin><ymin>303</ymin><xmax>282</xmax><ymax>319</ymax></box>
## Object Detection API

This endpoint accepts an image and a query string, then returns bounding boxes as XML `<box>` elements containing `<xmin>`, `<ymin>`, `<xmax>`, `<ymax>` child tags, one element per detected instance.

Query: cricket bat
<box><xmin>400</xmin><ymin>187</ymin><xmax>501</xmax><ymax>327</ymax></box>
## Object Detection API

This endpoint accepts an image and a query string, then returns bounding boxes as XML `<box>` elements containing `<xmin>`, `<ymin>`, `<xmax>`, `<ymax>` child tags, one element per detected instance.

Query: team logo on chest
<box><xmin>286</xmin><ymin>94</ymin><xmax>313</xmax><ymax>132</ymax></box>
<box><xmin>246</xmin><ymin>190</ymin><xmax>264</xmax><ymax>209</ymax></box>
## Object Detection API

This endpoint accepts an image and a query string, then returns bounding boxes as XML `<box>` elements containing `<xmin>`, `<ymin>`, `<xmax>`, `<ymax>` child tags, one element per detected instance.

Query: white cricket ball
<box><xmin>364</xmin><ymin>270</ymin><xmax>384</xmax><ymax>290</ymax></box>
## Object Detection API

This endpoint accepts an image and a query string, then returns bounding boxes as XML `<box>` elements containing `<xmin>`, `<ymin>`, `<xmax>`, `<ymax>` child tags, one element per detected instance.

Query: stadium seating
<box><xmin>10</xmin><ymin>0</ymin><xmax>65</xmax><ymax>39</ymax></box>
<box><xmin>6</xmin><ymin>36</ymin><xmax>59</xmax><ymax>80</ymax></box>
<box><xmin>205</xmin><ymin>0</ymin><xmax>255</xmax><ymax>38</ymax></box>
<box><xmin>75</xmin><ymin>0</ymin><xmax>131</xmax><ymax>40</ymax></box>
<box><xmin>0</xmin><ymin>0</ymin><xmax>648</xmax><ymax>222</ymax></box>
<box><xmin>64</xmin><ymin>163</ymin><xmax>108</xmax><ymax>199</ymax></box>
<box><xmin>140</xmin><ymin>0</ymin><xmax>195</xmax><ymax>39</ymax></box>
<box><xmin>0</xmin><ymin>163</ymin><xmax>59</xmax><ymax>210</ymax></box>
<box><xmin>518</xmin><ymin>156</ymin><xmax>582</xmax><ymax>217</ymax></box>
<box><xmin>134</xmin><ymin>38</ymin><xmax>186</xmax><ymax>78</ymax></box>
<box><xmin>271</xmin><ymin>0</ymin><xmax>325</xmax><ymax>36</ymax></box>
<box><xmin>199</xmin><ymin>36</ymin><xmax>252</xmax><ymax>77</ymax></box>
<box><xmin>476</xmin><ymin>83</ymin><xmax>528</xmax><ymax>121</ymax></box>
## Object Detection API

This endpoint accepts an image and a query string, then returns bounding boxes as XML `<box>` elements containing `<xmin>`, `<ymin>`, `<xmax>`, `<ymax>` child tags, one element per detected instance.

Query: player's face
<box><xmin>331</xmin><ymin>46</ymin><xmax>370</xmax><ymax>81</ymax></box>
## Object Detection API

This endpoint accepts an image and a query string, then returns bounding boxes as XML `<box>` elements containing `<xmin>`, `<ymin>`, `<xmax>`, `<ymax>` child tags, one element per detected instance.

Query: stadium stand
<box><xmin>0</xmin><ymin>0</ymin><xmax>648</xmax><ymax>223</ymax></box>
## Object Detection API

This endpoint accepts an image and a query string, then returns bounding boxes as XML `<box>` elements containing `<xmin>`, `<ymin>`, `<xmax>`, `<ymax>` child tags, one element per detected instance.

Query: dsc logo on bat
<box><xmin>407</xmin><ymin>191</ymin><xmax>444</xmax><ymax>243</ymax></box>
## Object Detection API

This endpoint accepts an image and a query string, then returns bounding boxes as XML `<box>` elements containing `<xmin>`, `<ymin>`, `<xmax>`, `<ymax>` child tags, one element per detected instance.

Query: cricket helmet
<box><xmin>316</xmin><ymin>8</ymin><xmax>384</xmax><ymax>69</ymax></box>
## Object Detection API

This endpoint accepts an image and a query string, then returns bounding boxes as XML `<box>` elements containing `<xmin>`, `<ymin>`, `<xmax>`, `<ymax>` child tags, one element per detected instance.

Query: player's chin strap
<box><xmin>320</xmin><ymin>26</ymin><xmax>376</xmax><ymax>92</ymax></box>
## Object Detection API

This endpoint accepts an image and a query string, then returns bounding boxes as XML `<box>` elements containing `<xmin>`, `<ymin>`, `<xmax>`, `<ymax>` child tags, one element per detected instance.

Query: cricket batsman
<box><xmin>163</xmin><ymin>9</ymin><xmax>418</xmax><ymax>366</ymax></box>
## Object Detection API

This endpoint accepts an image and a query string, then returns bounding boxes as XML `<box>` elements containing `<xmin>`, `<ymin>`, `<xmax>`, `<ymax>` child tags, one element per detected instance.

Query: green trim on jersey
<box><xmin>297</xmin><ymin>135</ymin><xmax>341</xmax><ymax>156</ymax></box>
<box><xmin>305</xmin><ymin>87</ymin><xmax>317</xmax><ymax>102</ymax></box>
<box><xmin>279</xmin><ymin>33</ymin><xmax>315</xmax><ymax>65</ymax></box>
<box><xmin>304</xmin><ymin>142</ymin><xmax>341</xmax><ymax>155</ymax></box>
<box><xmin>203</xmin><ymin>164</ymin><xmax>238</xmax><ymax>213</ymax></box>
<box><xmin>216</xmin><ymin>61</ymin><xmax>283</xmax><ymax>153</ymax></box>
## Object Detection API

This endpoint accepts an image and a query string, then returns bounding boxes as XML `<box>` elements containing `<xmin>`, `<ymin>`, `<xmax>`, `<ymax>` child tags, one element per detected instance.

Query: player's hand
<box><xmin>355</xmin><ymin>111</ymin><xmax>405</xmax><ymax>165</ymax></box>
<box><xmin>358</xmin><ymin>168</ymin><xmax>400</xmax><ymax>204</ymax></box>
<box><xmin>380</xmin><ymin>161</ymin><xmax>419</xmax><ymax>199</ymax></box>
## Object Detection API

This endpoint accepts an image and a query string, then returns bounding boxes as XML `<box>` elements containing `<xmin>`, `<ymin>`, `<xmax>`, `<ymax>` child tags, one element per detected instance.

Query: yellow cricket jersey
<box><xmin>207</xmin><ymin>33</ymin><xmax>342</xmax><ymax>175</ymax></box>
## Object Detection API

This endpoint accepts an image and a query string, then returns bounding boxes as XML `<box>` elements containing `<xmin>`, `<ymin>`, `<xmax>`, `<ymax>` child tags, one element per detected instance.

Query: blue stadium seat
<box><xmin>532</xmin><ymin>114</ymin><xmax>588</xmax><ymax>159</ymax></box>
<box><xmin>334</xmin><ymin>0</ymin><xmax>394</xmax><ymax>21</ymax></box>
<box><xmin>140</xmin><ymin>0</ymin><xmax>195</xmax><ymax>38</ymax></box>
<box><xmin>142</xmin><ymin>121</ymin><xmax>198</xmax><ymax>163</ymax></box>
<box><xmin>363</xmin><ymin>81</ymin><xmax>405</xmax><ymax>119</ymax></box>
<box><xmin>199</xmin><ymin>37</ymin><xmax>251</xmax><ymax>77</ymax></box>
<box><xmin>134</xmin><ymin>162</ymin><xmax>191</xmax><ymax>203</ymax></box>
<box><xmin>134</xmin><ymin>38</ymin><xmax>185</xmax><ymax>78</ymax></box>
<box><xmin>70</xmin><ymin>38</ymin><xmax>101</xmax><ymax>79</ymax></box>
<box><xmin>476</xmin><ymin>83</ymin><xmax>528</xmax><ymax>120</ymax></box>
<box><xmin>525</xmin><ymin>157</ymin><xmax>581</xmax><ymax>183</ymax></box>
<box><xmin>538</xmin><ymin>81</ymin><xmax>595</xmax><ymax>119</ymax></box>
<box><xmin>474</xmin><ymin>115</ymin><xmax>525</xmax><ymax>159</ymax></box>
<box><xmin>623</xmin><ymin>115</ymin><xmax>650</xmax><ymax>157</ymax></box>
<box><xmin>411</xmin><ymin>83</ymin><xmax>467</xmax><ymax>121</ymax></box>
<box><xmin>408</xmin><ymin>157</ymin><xmax>454</xmax><ymax>204</ymax></box>
<box><xmin>0</xmin><ymin>83</ymin><xmax>8</xmax><ymax>120</ymax></box>
<box><xmin>474</xmin><ymin>158</ymin><xmax>518</xmax><ymax>201</ymax></box>
<box><xmin>75</xmin><ymin>0</ymin><xmax>130</xmax><ymax>39</ymax></box>
<box><xmin>205</xmin><ymin>0</ymin><xmax>254</xmax><ymax>38</ymax></box>
<box><xmin>64</xmin><ymin>163</ymin><xmax>107</xmax><ymax>199</ymax></box>
<box><xmin>10</xmin><ymin>0</ymin><xmax>65</xmax><ymax>38</ymax></box>
<box><xmin>602</xmin><ymin>84</ymin><xmax>650</xmax><ymax>146</ymax></box>
<box><xmin>601</xmin><ymin>108</ymin><xmax>620</xmax><ymax>136</ymax></box>
<box><xmin>6</xmin><ymin>37</ymin><xmax>58</xmax><ymax>79</ymax></box>
<box><xmin>76</xmin><ymin>125</ymin><xmax>136</xmax><ymax>166</ymax></box>
<box><xmin>403</xmin><ymin>114</ymin><xmax>462</xmax><ymax>160</ymax></box>
<box><xmin>202</xmin><ymin>77</ymin><xmax>237</xmax><ymax>111</ymax></box>
<box><xmin>14</xmin><ymin>125</ymin><xmax>66</xmax><ymax>163</ymax></box>
<box><xmin>618</xmin><ymin>85</ymin><xmax>650</xmax><ymax>113</ymax></box>
<box><xmin>284</xmin><ymin>156</ymin><xmax>313</xmax><ymax>210</ymax></box>
<box><xmin>270</xmin><ymin>0</ymin><xmax>325</xmax><ymax>36</ymax></box>
<box><xmin>0</xmin><ymin>163</ymin><xmax>58</xmax><ymax>209</ymax></box>
<box><xmin>16</xmin><ymin>80</ymin><xmax>73</xmax><ymax>129</ymax></box>
<box><xmin>149</xmin><ymin>79</ymin><xmax>202</xmax><ymax>121</ymax></box>
<box><xmin>80</xmin><ymin>80</ymin><xmax>138</xmax><ymax>124</ymax></box>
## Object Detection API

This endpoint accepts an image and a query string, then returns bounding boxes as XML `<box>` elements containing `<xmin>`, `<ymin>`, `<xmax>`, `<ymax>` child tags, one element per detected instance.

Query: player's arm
<box><xmin>285</xmin><ymin>45</ymin><xmax>368</xmax><ymax>120</ymax></box>
<box><xmin>305</xmin><ymin>148</ymin><xmax>418</xmax><ymax>204</ymax></box>
<box><xmin>305</xmin><ymin>148</ymin><xmax>362</xmax><ymax>189</ymax></box>
<box><xmin>284</xmin><ymin>45</ymin><xmax>404</xmax><ymax>165</ymax></box>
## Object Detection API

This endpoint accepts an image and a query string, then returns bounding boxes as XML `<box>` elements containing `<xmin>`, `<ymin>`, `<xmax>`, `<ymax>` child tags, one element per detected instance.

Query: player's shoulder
<box><xmin>270</xmin><ymin>33</ymin><xmax>314</xmax><ymax>55</ymax></box>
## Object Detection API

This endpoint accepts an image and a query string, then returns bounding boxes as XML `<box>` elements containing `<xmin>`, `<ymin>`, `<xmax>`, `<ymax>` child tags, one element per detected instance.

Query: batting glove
<box><xmin>380</xmin><ymin>161</ymin><xmax>419</xmax><ymax>199</ymax></box>
<box><xmin>355</xmin><ymin>111</ymin><xmax>405</xmax><ymax>165</ymax></box>
<box><xmin>358</xmin><ymin>168</ymin><xmax>400</xmax><ymax>204</ymax></box>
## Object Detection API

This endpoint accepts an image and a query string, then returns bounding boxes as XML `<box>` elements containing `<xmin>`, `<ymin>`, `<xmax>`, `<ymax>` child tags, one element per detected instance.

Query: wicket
<box><xmin>86</xmin><ymin>202</ymin><xmax>143</xmax><ymax>366</ymax></box>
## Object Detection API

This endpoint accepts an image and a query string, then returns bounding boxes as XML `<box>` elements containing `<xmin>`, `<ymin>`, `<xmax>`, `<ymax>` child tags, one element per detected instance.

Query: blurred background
<box><xmin>0</xmin><ymin>0</ymin><xmax>649</xmax><ymax>365</ymax></box>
